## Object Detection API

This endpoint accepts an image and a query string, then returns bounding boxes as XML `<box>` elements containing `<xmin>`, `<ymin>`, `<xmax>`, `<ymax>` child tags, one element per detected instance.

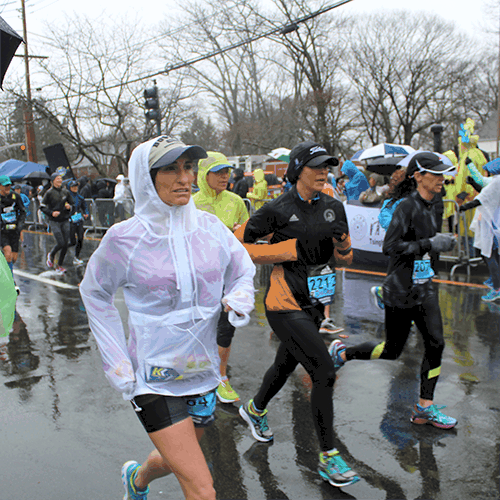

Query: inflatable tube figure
<box><xmin>0</xmin><ymin>251</ymin><xmax>17</xmax><ymax>337</ymax></box>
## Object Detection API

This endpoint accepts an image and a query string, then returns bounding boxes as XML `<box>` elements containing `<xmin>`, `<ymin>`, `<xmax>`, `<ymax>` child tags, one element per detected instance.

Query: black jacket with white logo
<box><xmin>237</xmin><ymin>185</ymin><xmax>352</xmax><ymax>312</ymax></box>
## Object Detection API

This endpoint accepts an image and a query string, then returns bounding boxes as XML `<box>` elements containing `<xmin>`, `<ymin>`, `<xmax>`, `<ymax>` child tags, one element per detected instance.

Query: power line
<box><xmin>27</xmin><ymin>1</ymin><xmax>251</xmax><ymax>77</ymax></box>
<box><xmin>46</xmin><ymin>0</ymin><xmax>353</xmax><ymax>101</ymax></box>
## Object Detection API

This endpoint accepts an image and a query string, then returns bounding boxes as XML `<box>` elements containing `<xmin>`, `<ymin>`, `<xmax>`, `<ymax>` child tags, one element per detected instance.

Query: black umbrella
<box><xmin>0</xmin><ymin>16</ymin><xmax>24</xmax><ymax>89</ymax></box>
<box><xmin>23</xmin><ymin>171</ymin><xmax>50</xmax><ymax>180</ymax></box>
<box><xmin>100</xmin><ymin>178</ymin><xmax>118</xmax><ymax>184</ymax></box>
<box><xmin>365</xmin><ymin>156</ymin><xmax>403</xmax><ymax>176</ymax></box>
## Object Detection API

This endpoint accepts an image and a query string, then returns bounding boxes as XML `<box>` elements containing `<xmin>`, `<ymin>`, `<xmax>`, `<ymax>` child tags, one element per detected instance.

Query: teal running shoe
<box><xmin>410</xmin><ymin>404</ymin><xmax>457</xmax><ymax>429</ymax></box>
<box><xmin>370</xmin><ymin>286</ymin><xmax>385</xmax><ymax>310</ymax></box>
<box><xmin>239</xmin><ymin>399</ymin><xmax>274</xmax><ymax>442</ymax></box>
<box><xmin>319</xmin><ymin>450</ymin><xmax>360</xmax><ymax>487</ymax></box>
<box><xmin>328</xmin><ymin>339</ymin><xmax>346</xmax><ymax>369</ymax></box>
<box><xmin>481</xmin><ymin>288</ymin><xmax>500</xmax><ymax>303</ymax></box>
<box><xmin>121</xmin><ymin>461</ymin><xmax>149</xmax><ymax>500</ymax></box>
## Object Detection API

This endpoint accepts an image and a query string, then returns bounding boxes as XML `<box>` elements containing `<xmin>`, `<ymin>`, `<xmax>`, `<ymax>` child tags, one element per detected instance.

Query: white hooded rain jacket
<box><xmin>80</xmin><ymin>138</ymin><xmax>256</xmax><ymax>400</ymax></box>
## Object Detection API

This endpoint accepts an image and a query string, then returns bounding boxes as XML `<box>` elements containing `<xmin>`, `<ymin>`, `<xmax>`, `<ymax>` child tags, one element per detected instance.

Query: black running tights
<box><xmin>254</xmin><ymin>310</ymin><xmax>336</xmax><ymax>451</ymax></box>
<box><xmin>345</xmin><ymin>297</ymin><xmax>445</xmax><ymax>400</ymax></box>
<box><xmin>49</xmin><ymin>220</ymin><xmax>70</xmax><ymax>266</ymax></box>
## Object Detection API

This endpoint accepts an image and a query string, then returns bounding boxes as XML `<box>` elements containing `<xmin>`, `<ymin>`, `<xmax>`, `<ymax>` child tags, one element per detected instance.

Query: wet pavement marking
<box><xmin>337</xmin><ymin>267</ymin><xmax>489</xmax><ymax>289</ymax></box>
<box><xmin>13</xmin><ymin>269</ymin><xmax>79</xmax><ymax>290</ymax></box>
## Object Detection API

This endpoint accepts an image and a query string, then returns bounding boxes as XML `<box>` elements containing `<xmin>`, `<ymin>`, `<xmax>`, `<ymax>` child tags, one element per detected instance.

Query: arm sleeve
<box><xmin>233</xmin><ymin>204</ymin><xmax>298</xmax><ymax>265</ymax></box>
<box><xmin>81</xmin><ymin>196</ymin><xmax>90</xmax><ymax>216</ymax></box>
<box><xmin>15</xmin><ymin>195</ymin><xmax>26</xmax><ymax>228</ymax></box>
<box><xmin>461</xmin><ymin>199</ymin><xmax>481</xmax><ymax>211</ymax></box>
<box><xmin>383</xmin><ymin>201</ymin><xmax>432</xmax><ymax>257</ymax></box>
<box><xmin>332</xmin><ymin>204</ymin><xmax>353</xmax><ymax>266</ymax></box>
<box><xmin>39</xmin><ymin>192</ymin><xmax>52</xmax><ymax>217</ymax></box>
<box><xmin>79</xmin><ymin>231</ymin><xmax>136</xmax><ymax>398</ymax></box>
<box><xmin>467</xmin><ymin>163</ymin><xmax>488</xmax><ymax>189</ymax></box>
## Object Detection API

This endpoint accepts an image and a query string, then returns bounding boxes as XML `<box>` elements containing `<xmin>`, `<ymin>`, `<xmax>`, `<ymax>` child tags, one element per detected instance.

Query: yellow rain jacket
<box><xmin>247</xmin><ymin>169</ymin><xmax>268</xmax><ymax>210</ymax></box>
<box><xmin>193</xmin><ymin>152</ymin><xmax>249</xmax><ymax>231</ymax></box>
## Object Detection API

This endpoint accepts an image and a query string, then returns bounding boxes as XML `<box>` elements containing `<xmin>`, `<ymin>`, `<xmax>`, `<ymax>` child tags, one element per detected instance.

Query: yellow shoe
<box><xmin>216</xmin><ymin>378</ymin><xmax>240</xmax><ymax>403</ymax></box>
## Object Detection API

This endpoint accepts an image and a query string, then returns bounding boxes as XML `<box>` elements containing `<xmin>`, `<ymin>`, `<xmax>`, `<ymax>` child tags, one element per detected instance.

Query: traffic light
<box><xmin>144</xmin><ymin>86</ymin><xmax>160</xmax><ymax>122</ymax></box>
<box><xmin>20</xmin><ymin>144</ymin><xmax>26</xmax><ymax>156</ymax></box>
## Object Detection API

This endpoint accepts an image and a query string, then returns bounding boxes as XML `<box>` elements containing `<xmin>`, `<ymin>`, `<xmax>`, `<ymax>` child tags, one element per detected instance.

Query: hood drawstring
<box><xmin>169</xmin><ymin>208</ymin><xmax>194</xmax><ymax>305</ymax></box>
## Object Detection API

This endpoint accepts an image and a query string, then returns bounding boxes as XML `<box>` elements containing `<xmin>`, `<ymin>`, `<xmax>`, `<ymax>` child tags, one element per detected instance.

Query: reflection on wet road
<box><xmin>1</xmin><ymin>232</ymin><xmax>499</xmax><ymax>499</ymax></box>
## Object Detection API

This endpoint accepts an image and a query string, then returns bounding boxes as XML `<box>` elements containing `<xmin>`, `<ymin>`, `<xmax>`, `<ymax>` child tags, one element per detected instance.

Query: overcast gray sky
<box><xmin>0</xmin><ymin>0</ymin><xmax>493</xmax><ymax>91</ymax></box>
<box><xmin>1</xmin><ymin>0</ymin><xmax>491</xmax><ymax>41</ymax></box>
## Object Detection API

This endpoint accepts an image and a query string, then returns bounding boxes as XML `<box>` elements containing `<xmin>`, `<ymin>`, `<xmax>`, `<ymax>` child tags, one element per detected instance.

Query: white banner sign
<box><xmin>344</xmin><ymin>202</ymin><xmax>386</xmax><ymax>253</ymax></box>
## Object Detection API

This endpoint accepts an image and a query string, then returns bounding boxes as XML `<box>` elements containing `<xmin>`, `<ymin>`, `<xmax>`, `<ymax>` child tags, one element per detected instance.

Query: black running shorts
<box><xmin>132</xmin><ymin>390</ymin><xmax>217</xmax><ymax>433</ymax></box>
<box><xmin>0</xmin><ymin>230</ymin><xmax>20</xmax><ymax>253</ymax></box>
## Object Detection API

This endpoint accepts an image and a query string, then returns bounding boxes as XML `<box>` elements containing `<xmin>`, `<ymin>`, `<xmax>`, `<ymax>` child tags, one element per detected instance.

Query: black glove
<box><xmin>465</xmin><ymin>157</ymin><xmax>472</xmax><ymax>165</ymax></box>
<box><xmin>459</xmin><ymin>199</ymin><xmax>481</xmax><ymax>212</ymax></box>
<box><xmin>466</xmin><ymin>176</ymin><xmax>473</xmax><ymax>185</ymax></box>
<box><xmin>429</xmin><ymin>233</ymin><xmax>456</xmax><ymax>253</ymax></box>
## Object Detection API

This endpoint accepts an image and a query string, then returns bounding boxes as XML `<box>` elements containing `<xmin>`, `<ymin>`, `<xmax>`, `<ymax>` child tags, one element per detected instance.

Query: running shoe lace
<box><xmin>422</xmin><ymin>404</ymin><xmax>454</xmax><ymax>423</ymax></box>
<box><xmin>251</xmin><ymin>406</ymin><xmax>270</xmax><ymax>431</ymax></box>
<box><xmin>323</xmin><ymin>451</ymin><xmax>350</xmax><ymax>474</ymax></box>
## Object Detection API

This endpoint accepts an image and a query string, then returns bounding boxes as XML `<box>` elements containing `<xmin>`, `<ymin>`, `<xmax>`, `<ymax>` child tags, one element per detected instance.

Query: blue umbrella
<box><xmin>350</xmin><ymin>149</ymin><xmax>365</xmax><ymax>161</ymax></box>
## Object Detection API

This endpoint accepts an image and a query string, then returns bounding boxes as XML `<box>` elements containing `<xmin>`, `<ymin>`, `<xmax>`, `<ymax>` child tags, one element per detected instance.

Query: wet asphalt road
<box><xmin>2</xmin><ymin>231</ymin><xmax>500</xmax><ymax>500</ymax></box>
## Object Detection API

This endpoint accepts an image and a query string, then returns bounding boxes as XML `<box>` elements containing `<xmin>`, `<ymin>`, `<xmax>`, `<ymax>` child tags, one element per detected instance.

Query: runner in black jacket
<box><xmin>331</xmin><ymin>152</ymin><xmax>458</xmax><ymax>430</ymax></box>
<box><xmin>235</xmin><ymin>141</ymin><xmax>359</xmax><ymax>489</ymax></box>
<box><xmin>0</xmin><ymin>175</ymin><xmax>25</xmax><ymax>279</ymax></box>
<box><xmin>40</xmin><ymin>173</ymin><xmax>73</xmax><ymax>273</ymax></box>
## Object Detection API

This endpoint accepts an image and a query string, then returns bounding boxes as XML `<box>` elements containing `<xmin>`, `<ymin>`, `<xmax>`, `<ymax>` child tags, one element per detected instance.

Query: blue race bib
<box><xmin>70</xmin><ymin>212</ymin><xmax>83</xmax><ymax>223</ymax></box>
<box><xmin>185</xmin><ymin>390</ymin><xmax>216</xmax><ymax>417</ymax></box>
<box><xmin>412</xmin><ymin>255</ymin><xmax>435</xmax><ymax>284</ymax></box>
<box><xmin>1</xmin><ymin>211</ymin><xmax>16</xmax><ymax>223</ymax></box>
<box><xmin>308</xmin><ymin>265</ymin><xmax>336</xmax><ymax>305</ymax></box>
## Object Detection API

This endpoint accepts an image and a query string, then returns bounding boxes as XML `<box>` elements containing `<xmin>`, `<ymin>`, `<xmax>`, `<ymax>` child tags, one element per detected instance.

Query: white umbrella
<box><xmin>358</xmin><ymin>143</ymin><xmax>415</xmax><ymax>161</ymax></box>
<box><xmin>268</xmin><ymin>147</ymin><xmax>291</xmax><ymax>163</ymax></box>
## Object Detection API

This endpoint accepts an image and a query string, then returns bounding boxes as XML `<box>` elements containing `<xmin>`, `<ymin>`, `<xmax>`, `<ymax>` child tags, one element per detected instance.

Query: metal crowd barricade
<box><xmin>83</xmin><ymin>198</ymin><xmax>116</xmax><ymax>234</ymax></box>
<box><xmin>25</xmin><ymin>199</ymin><xmax>37</xmax><ymax>226</ymax></box>
<box><xmin>440</xmin><ymin>199</ymin><xmax>483</xmax><ymax>278</ymax></box>
<box><xmin>25</xmin><ymin>198</ymin><xmax>49</xmax><ymax>231</ymax></box>
<box><xmin>243</xmin><ymin>198</ymin><xmax>253</xmax><ymax>216</ymax></box>
<box><xmin>83</xmin><ymin>198</ymin><xmax>96</xmax><ymax>236</ymax></box>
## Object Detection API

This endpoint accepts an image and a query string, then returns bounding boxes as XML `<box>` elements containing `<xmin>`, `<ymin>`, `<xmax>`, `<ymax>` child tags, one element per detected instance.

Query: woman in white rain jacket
<box><xmin>80</xmin><ymin>136</ymin><xmax>255</xmax><ymax>500</ymax></box>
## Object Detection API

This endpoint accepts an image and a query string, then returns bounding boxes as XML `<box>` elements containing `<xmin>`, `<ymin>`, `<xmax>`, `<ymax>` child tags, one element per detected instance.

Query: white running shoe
<box><xmin>319</xmin><ymin>318</ymin><xmax>344</xmax><ymax>335</ymax></box>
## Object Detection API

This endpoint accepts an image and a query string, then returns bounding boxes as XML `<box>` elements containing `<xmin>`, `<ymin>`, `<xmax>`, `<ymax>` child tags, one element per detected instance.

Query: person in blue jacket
<box><xmin>340</xmin><ymin>161</ymin><xmax>370</xmax><ymax>201</ymax></box>
<box><xmin>67</xmin><ymin>180</ymin><xmax>89</xmax><ymax>265</ymax></box>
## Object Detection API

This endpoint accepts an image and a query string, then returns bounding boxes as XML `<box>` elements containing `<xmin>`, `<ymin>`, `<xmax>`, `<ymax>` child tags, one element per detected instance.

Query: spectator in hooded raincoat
<box><xmin>341</xmin><ymin>161</ymin><xmax>370</xmax><ymax>201</ymax></box>
<box><xmin>247</xmin><ymin>168</ymin><xmax>267</xmax><ymax>210</ymax></box>
<box><xmin>193</xmin><ymin>152</ymin><xmax>249</xmax><ymax>404</ymax></box>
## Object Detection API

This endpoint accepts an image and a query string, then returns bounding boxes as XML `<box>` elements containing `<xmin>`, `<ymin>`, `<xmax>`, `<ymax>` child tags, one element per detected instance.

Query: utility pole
<box><xmin>20</xmin><ymin>0</ymin><xmax>37</xmax><ymax>163</ymax></box>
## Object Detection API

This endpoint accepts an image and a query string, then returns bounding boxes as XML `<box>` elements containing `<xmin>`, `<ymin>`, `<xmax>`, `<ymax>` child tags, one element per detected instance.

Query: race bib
<box><xmin>1</xmin><ymin>211</ymin><xmax>16</xmax><ymax>223</ymax></box>
<box><xmin>185</xmin><ymin>390</ymin><xmax>216</xmax><ymax>418</ymax></box>
<box><xmin>307</xmin><ymin>265</ymin><xmax>336</xmax><ymax>305</ymax></box>
<box><xmin>412</xmin><ymin>255</ymin><xmax>435</xmax><ymax>284</ymax></box>
<box><xmin>70</xmin><ymin>212</ymin><xmax>83</xmax><ymax>223</ymax></box>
